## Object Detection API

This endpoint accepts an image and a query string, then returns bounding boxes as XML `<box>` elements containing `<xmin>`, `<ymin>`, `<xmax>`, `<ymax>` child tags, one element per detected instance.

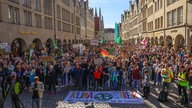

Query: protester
<box><xmin>177</xmin><ymin>66</ymin><xmax>188</xmax><ymax>106</ymax></box>
<box><xmin>29</xmin><ymin>76</ymin><xmax>44</xmax><ymax>108</ymax></box>
<box><xmin>161</xmin><ymin>64</ymin><xmax>174</xmax><ymax>94</ymax></box>
<box><xmin>142</xmin><ymin>70</ymin><xmax>150</xmax><ymax>99</ymax></box>
<box><xmin>47</xmin><ymin>66</ymin><xmax>56</xmax><ymax>95</ymax></box>
<box><xmin>9</xmin><ymin>72</ymin><xmax>23</xmax><ymax>108</ymax></box>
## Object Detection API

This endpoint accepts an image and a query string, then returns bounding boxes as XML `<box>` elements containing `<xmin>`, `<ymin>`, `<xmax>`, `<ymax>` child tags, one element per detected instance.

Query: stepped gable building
<box><xmin>94</xmin><ymin>7</ymin><xmax>104</xmax><ymax>39</ymax></box>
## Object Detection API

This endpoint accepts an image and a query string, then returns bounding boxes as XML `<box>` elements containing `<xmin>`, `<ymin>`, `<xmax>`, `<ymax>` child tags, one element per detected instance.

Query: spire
<box><xmin>95</xmin><ymin>7</ymin><xmax>98</xmax><ymax>17</ymax></box>
<box><xmin>99</xmin><ymin>7</ymin><xmax>101</xmax><ymax>17</ymax></box>
<box><xmin>102</xmin><ymin>16</ymin><xmax>104</xmax><ymax>29</ymax></box>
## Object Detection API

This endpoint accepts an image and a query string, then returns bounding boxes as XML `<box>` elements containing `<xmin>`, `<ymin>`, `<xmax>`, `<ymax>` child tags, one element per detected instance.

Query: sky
<box><xmin>89</xmin><ymin>0</ymin><xmax>133</xmax><ymax>29</ymax></box>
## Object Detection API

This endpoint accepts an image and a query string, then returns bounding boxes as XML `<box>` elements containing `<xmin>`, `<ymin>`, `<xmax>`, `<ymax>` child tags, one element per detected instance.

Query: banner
<box><xmin>90</xmin><ymin>39</ymin><xmax>99</xmax><ymax>46</ymax></box>
<box><xmin>64</xmin><ymin>91</ymin><xmax>144</xmax><ymax>104</ymax></box>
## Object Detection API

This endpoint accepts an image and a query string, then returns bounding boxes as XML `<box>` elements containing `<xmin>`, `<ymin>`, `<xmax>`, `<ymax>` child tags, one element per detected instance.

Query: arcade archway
<box><xmin>46</xmin><ymin>39</ymin><xmax>53</xmax><ymax>49</ymax></box>
<box><xmin>166</xmin><ymin>36</ymin><xmax>173</xmax><ymax>48</ymax></box>
<box><xmin>175</xmin><ymin>35</ymin><xmax>185</xmax><ymax>50</ymax></box>
<box><xmin>32</xmin><ymin>38</ymin><xmax>43</xmax><ymax>49</ymax></box>
<box><xmin>11</xmin><ymin>38</ymin><xmax>27</xmax><ymax>55</ymax></box>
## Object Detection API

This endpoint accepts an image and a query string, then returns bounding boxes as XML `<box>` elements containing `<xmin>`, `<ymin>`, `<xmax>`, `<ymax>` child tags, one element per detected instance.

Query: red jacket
<box><xmin>94</xmin><ymin>70</ymin><xmax>102</xmax><ymax>79</ymax></box>
<box><xmin>132</xmin><ymin>69</ymin><xmax>140</xmax><ymax>80</ymax></box>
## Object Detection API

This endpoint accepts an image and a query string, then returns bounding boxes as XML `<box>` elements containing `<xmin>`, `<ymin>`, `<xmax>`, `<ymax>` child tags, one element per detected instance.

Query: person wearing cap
<box><xmin>177</xmin><ymin>65</ymin><xmax>188</xmax><ymax>106</ymax></box>
<box><xmin>8</xmin><ymin>72</ymin><xmax>23</xmax><ymax>108</ymax></box>
<box><xmin>29</xmin><ymin>76</ymin><xmax>44</xmax><ymax>108</ymax></box>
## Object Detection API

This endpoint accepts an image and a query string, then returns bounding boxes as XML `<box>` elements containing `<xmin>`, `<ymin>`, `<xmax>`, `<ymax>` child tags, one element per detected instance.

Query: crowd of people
<box><xmin>0</xmin><ymin>42</ymin><xmax>192</xmax><ymax>108</ymax></box>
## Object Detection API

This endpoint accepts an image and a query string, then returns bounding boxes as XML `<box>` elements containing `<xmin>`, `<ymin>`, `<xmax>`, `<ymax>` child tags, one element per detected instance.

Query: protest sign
<box><xmin>39</xmin><ymin>56</ymin><xmax>53</xmax><ymax>62</ymax></box>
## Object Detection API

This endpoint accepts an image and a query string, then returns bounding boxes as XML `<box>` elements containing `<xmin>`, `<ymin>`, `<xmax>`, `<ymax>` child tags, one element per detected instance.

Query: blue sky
<box><xmin>89</xmin><ymin>0</ymin><xmax>132</xmax><ymax>28</ymax></box>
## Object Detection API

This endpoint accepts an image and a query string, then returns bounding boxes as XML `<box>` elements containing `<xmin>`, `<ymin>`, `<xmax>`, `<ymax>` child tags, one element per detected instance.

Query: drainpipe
<box><xmin>185</xmin><ymin>0</ymin><xmax>188</xmax><ymax>50</ymax></box>
<box><xmin>53</xmin><ymin>0</ymin><xmax>56</xmax><ymax>41</ymax></box>
<box><xmin>163</xmin><ymin>0</ymin><xmax>166</xmax><ymax>46</ymax></box>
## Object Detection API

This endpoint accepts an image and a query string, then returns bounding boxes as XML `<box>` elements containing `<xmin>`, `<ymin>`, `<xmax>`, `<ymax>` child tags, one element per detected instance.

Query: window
<box><xmin>71</xmin><ymin>13</ymin><xmax>74</xmax><ymax>24</ymax></box>
<box><xmin>22</xmin><ymin>0</ymin><xmax>31</xmax><ymax>8</ymax></box>
<box><xmin>178</xmin><ymin>7</ymin><xmax>183</xmax><ymax>25</ymax></box>
<box><xmin>160</xmin><ymin>16</ymin><xmax>163</xmax><ymax>28</ymax></box>
<box><xmin>148</xmin><ymin>6</ymin><xmax>153</xmax><ymax>17</ymax></box>
<box><xmin>8</xmin><ymin>6</ymin><xmax>14</xmax><ymax>23</ymax></box>
<box><xmin>14</xmin><ymin>8</ymin><xmax>19</xmax><ymax>24</ymax></box>
<box><xmin>8</xmin><ymin>0</ymin><xmax>19</xmax><ymax>3</ymax></box>
<box><xmin>148</xmin><ymin>21</ymin><xmax>153</xmax><ymax>31</ymax></box>
<box><xmin>8</xmin><ymin>6</ymin><xmax>19</xmax><ymax>24</ymax></box>
<box><xmin>35</xmin><ymin>14</ymin><xmax>42</xmax><ymax>27</ymax></box>
<box><xmin>172</xmin><ymin>9</ymin><xmax>177</xmax><ymax>26</ymax></box>
<box><xmin>167</xmin><ymin>11</ymin><xmax>172</xmax><ymax>27</ymax></box>
<box><xmin>62</xmin><ymin>8</ymin><xmax>70</xmax><ymax>22</ymax></box>
<box><xmin>160</xmin><ymin>0</ymin><xmax>162</xmax><ymax>9</ymax></box>
<box><xmin>172</xmin><ymin>0</ymin><xmax>177</xmax><ymax>3</ymax></box>
<box><xmin>44</xmin><ymin>17</ymin><xmax>52</xmax><ymax>29</ymax></box>
<box><xmin>34</xmin><ymin>0</ymin><xmax>41</xmax><ymax>11</ymax></box>
<box><xmin>44</xmin><ymin>0</ymin><xmax>52</xmax><ymax>16</ymax></box>
<box><xmin>63</xmin><ymin>22</ymin><xmax>70</xmax><ymax>32</ymax></box>
<box><xmin>24</xmin><ymin>10</ymin><xmax>32</xmax><ymax>26</ymax></box>
<box><xmin>57</xmin><ymin>5</ymin><xmax>61</xmax><ymax>19</ymax></box>
<box><xmin>76</xmin><ymin>16</ymin><xmax>80</xmax><ymax>26</ymax></box>
<box><xmin>143</xmin><ymin>21</ymin><xmax>146</xmax><ymax>32</ymax></box>
<box><xmin>57</xmin><ymin>21</ymin><xmax>61</xmax><ymax>31</ymax></box>
<box><xmin>167</xmin><ymin>0</ymin><xmax>172</xmax><ymax>6</ymax></box>
<box><xmin>61</xmin><ymin>0</ymin><xmax>70</xmax><ymax>6</ymax></box>
<box><xmin>155</xmin><ymin>19</ymin><xmax>157</xmax><ymax>29</ymax></box>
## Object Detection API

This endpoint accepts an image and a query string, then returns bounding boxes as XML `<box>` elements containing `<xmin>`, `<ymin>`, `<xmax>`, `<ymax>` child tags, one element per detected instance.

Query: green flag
<box><xmin>116</xmin><ymin>36</ymin><xmax>122</xmax><ymax>45</ymax></box>
<box><xmin>29</xmin><ymin>48</ymin><xmax>34</xmax><ymax>61</ymax></box>
<box><xmin>53</xmin><ymin>39</ymin><xmax>57</xmax><ymax>58</ymax></box>
<box><xmin>99</xmin><ymin>38</ymin><xmax>104</xmax><ymax>43</ymax></box>
<box><xmin>53</xmin><ymin>39</ymin><xmax>57</xmax><ymax>49</ymax></box>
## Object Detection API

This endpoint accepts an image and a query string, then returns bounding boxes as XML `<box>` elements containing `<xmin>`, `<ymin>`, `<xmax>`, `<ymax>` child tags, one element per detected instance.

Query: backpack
<box><xmin>158</xmin><ymin>90</ymin><xmax>168</xmax><ymax>102</ymax></box>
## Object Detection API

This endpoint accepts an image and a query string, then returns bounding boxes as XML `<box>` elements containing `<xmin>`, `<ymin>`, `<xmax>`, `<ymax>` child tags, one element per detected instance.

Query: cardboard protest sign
<box><xmin>39</xmin><ymin>56</ymin><xmax>53</xmax><ymax>62</ymax></box>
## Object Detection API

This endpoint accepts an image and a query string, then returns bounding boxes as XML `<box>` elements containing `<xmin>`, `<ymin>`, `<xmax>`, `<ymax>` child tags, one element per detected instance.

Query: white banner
<box><xmin>90</xmin><ymin>39</ymin><xmax>99</xmax><ymax>46</ymax></box>
<box><xmin>64</xmin><ymin>91</ymin><xmax>144</xmax><ymax>104</ymax></box>
<box><xmin>0</xmin><ymin>43</ymin><xmax>8</xmax><ymax>49</ymax></box>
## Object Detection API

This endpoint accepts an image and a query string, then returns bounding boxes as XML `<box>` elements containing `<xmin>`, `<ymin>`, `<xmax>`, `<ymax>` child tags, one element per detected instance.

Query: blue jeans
<box><xmin>121</xmin><ymin>79</ymin><xmax>126</xmax><ymax>90</ymax></box>
<box><xmin>61</xmin><ymin>73</ymin><xmax>68</xmax><ymax>86</ymax></box>
<box><xmin>32</xmin><ymin>98</ymin><xmax>42</xmax><ymax>108</ymax></box>
<box><xmin>132</xmin><ymin>79</ymin><xmax>140</xmax><ymax>90</ymax></box>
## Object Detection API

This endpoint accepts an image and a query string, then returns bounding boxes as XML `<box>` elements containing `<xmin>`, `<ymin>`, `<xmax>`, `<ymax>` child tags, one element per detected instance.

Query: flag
<box><xmin>29</xmin><ymin>48</ymin><xmax>34</xmax><ymax>61</ymax></box>
<box><xmin>141</xmin><ymin>38</ymin><xmax>147</xmax><ymax>46</ymax></box>
<box><xmin>116</xmin><ymin>36</ymin><xmax>122</xmax><ymax>46</ymax></box>
<box><xmin>53</xmin><ymin>39</ymin><xmax>57</xmax><ymax>58</ymax></box>
<box><xmin>53</xmin><ymin>39</ymin><xmax>58</xmax><ymax>49</ymax></box>
<box><xmin>114</xmin><ymin>23</ymin><xmax>119</xmax><ymax>42</ymax></box>
<box><xmin>101</xmin><ymin>49</ymin><xmax>109</xmax><ymax>58</ymax></box>
<box><xmin>99</xmin><ymin>38</ymin><xmax>104</xmax><ymax>43</ymax></box>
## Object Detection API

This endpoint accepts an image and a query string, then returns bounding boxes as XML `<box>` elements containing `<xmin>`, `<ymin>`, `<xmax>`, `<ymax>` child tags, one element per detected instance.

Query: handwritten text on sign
<box><xmin>64</xmin><ymin>91</ymin><xmax>144</xmax><ymax>104</ymax></box>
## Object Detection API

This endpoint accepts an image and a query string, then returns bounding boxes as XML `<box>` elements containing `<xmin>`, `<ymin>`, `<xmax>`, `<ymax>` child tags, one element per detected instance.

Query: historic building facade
<box><xmin>94</xmin><ymin>8</ymin><xmax>104</xmax><ymax>39</ymax></box>
<box><xmin>0</xmin><ymin>0</ymin><xmax>95</xmax><ymax>53</ymax></box>
<box><xmin>121</xmin><ymin>0</ymin><xmax>192</xmax><ymax>52</ymax></box>
<box><xmin>79</xmin><ymin>0</ymin><xmax>95</xmax><ymax>41</ymax></box>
